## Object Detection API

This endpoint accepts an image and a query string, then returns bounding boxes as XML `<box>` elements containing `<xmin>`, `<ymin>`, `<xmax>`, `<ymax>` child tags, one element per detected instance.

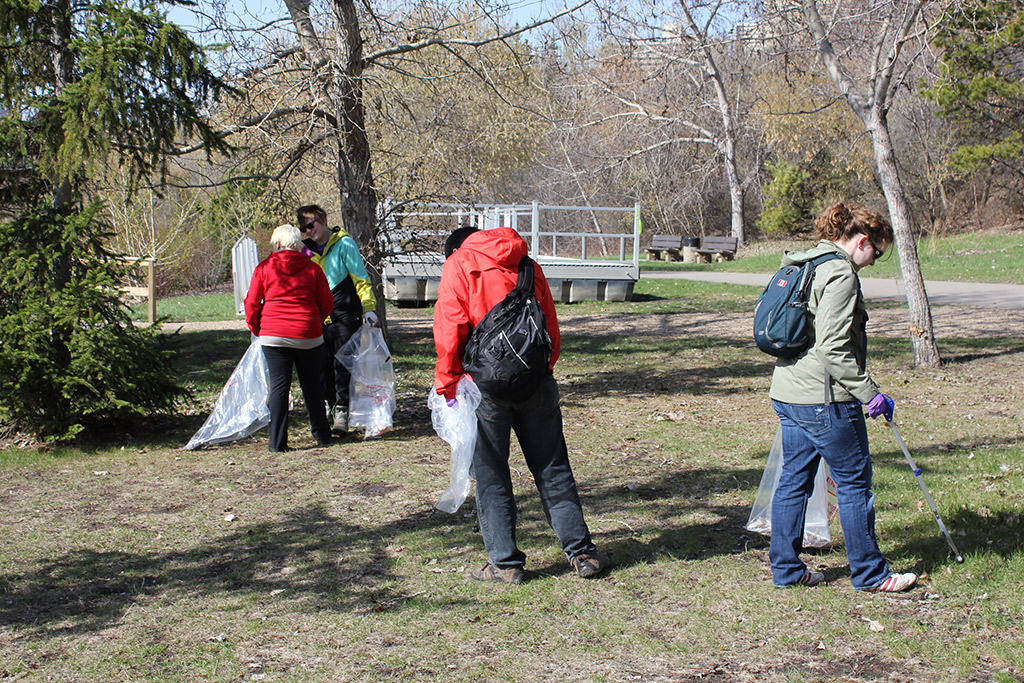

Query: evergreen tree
<box><xmin>0</xmin><ymin>0</ymin><xmax>231</xmax><ymax>440</ymax></box>
<box><xmin>925</xmin><ymin>0</ymin><xmax>1024</xmax><ymax>177</ymax></box>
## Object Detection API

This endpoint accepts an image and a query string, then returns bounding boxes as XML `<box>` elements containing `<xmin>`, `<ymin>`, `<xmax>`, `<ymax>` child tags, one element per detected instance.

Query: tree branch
<box><xmin>362</xmin><ymin>0</ymin><xmax>596</xmax><ymax>66</ymax></box>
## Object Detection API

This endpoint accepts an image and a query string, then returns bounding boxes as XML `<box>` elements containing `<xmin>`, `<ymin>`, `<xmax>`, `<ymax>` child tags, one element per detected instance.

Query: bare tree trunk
<box><xmin>49</xmin><ymin>0</ymin><xmax>75</xmax><ymax>425</ymax></box>
<box><xmin>800</xmin><ymin>0</ymin><xmax>941</xmax><ymax>367</ymax></box>
<box><xmin>283</xmin><ymin>0</ymin><xmax>386</xmax><ymax>323</ymax></box>
<box><xmin>867</xmin><ymin>111</ymin><xmax>941</xmax><ymax>367</ymax></box>
<box><xmin>679</xmin><ymin>1</ymin><xmax>745</xmax><ymax>245</ymax></box>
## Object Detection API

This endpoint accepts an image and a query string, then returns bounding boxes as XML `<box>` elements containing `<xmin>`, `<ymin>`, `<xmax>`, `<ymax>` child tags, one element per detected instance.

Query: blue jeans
<box><xmin>472</xmin><ymin>374</ymin><xmax>597</xmax><ymax>567</ymax></box>
<box><xmin>770</xmin><ymin>400</ymin><xmax>890</xmax><ymax>589</ymax></box>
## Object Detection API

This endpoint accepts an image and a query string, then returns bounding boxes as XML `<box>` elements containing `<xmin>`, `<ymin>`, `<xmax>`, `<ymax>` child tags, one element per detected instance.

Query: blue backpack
<box><xmin>753</xmin><ymin>253</ymin><xmax>840</xmax><ymax>358</ymax></box>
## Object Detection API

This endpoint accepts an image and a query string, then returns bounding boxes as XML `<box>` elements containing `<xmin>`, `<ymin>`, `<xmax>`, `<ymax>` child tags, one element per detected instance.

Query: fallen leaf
<box><xmin>863</xmin><ymin>617</ymin><xmax>884</xmax><ymax>632</ymax></box>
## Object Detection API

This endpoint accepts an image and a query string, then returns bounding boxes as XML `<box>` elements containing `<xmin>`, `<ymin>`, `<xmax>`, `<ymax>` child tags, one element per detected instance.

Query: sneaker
<box><xmin>866</xmin><ymin>572</ymin><xmax>917</xmax><ymax>592</ymax></box>
<box><xmin>470</xmin><ymin>562</ymin><xmax>525</xmax><ymax>585</ymax></box>
<box><xmin>571</xmin><ymin>551</ymin><xmax>610</xmax><ymax>578</ymax></box>
<box><xmin>797</xmin><ymin>570</ymin><xmax>825</xmax><ymax>587</ymax></box>
<box><xmin>331</xmin><ymin>406</ymin><xmax>348</xmax><ymax>435</ymax></box>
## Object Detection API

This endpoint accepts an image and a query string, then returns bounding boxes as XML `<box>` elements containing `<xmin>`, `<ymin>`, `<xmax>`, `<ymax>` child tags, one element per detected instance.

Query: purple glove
<box><xmin>446</xmin><ymin>397</ymin><xmax>458</xmax><ymax>408</ymax></box>
<box><xmin>865</xmin><ymin>393</ymin><xmax>895</xmax><ymax>421</ymax></box>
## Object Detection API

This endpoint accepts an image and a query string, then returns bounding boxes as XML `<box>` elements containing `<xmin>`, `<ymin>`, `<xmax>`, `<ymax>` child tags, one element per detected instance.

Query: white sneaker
<box><xmin>866</xmin><ymin>572</ymin><xmax>917</xmax><ymax>592</ymax></box>
<box><xmin>797</xmin><ymin>570</ymin><xmax>825</xmax><ymax>587</ymax></box>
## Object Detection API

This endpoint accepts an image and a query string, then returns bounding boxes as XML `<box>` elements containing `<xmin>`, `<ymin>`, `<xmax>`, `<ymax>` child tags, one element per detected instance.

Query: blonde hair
<box><xmin>270</xmin><ymin>224</ymin><xmax>302</xmax><ymax>251</ymax></box>
<box><xmin>814</xmin><ymin>203</ymin><xmax>894</xmax><ymax>251</ymax></box>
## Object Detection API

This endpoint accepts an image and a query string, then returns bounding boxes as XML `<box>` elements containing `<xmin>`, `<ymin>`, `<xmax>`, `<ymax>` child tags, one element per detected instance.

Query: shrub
<box><xmin>758</xmin><ymin>161</ymin><xmax>812</xmax><ymax>236</ymax></box>
<box><xmin>0</xmin><ymin>206</ymin><xmax>186</xmax><ymax>441</ymax></box>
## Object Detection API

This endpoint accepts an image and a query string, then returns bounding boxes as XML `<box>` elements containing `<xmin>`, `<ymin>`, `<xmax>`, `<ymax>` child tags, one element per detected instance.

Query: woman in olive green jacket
<box><xmin>768</xmin><ymin>203</ymin><xmax>917</xmax><ymax>593</ymax></box>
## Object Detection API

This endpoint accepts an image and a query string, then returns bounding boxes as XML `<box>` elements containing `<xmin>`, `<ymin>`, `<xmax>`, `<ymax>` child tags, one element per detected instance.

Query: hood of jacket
<box><xmin>780</xmin><ymin>240</ymin><xmax>853</xmax><ymax>269</ymax></box>
<box><xmin>266</xmin><ymin>249</ymin><xmax>314</xmax><ymax>276</ymax></box>
<box><xmin>456</xmin><ymin>227</ymin><xmax>529</xmax><ymax>272</ymax></box>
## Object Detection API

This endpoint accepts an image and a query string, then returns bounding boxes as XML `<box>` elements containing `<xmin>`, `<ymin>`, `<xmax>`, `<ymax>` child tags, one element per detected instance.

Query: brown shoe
<box><xmin>571</xmin><ymin>551</ymin><xmax>610</xmax><ymax>578</ymax></box>
<box><xmin>471</xmin><ymin>562</ymin><xmax>525</xmax><ymax>585</ymax></box>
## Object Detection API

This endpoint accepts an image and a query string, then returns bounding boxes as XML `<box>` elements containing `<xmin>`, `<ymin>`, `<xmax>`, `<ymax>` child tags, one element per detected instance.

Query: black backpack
<box><xmin>462</xmin><ymin>256</ymin><xmax>553</xmax><ymax>401</ymax></box>
<box><xmin>753</xmin><ymin>253</ymin><xmax>841</xmax><ymax>358</ymax></box>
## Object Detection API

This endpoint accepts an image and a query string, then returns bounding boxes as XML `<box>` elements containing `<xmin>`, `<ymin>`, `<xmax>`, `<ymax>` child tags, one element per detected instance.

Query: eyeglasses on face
<box><xmin>862</xmin><ymin>234</ymin><xmax>884</xmax><ymax>260</ymax></box>
<box><xmin>299</xmin><ymin>220</ymin><xmax>317</xmax><ymax>233</ymax></box>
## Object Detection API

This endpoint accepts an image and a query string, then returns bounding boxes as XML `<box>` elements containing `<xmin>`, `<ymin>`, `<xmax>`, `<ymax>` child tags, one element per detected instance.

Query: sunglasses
<box><xmin>299</xmin><ymin>220</ymin><xmax>317</xmax><ymax>233</ymax></box>
<box><xmin>862</xmin><ymin>235</ymin><xmax>884</xmax><ymax>260</ymax></box>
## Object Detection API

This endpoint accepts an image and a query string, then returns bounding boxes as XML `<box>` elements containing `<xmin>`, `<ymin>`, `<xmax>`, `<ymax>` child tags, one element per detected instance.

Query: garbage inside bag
<box><xmin>746</xmin><ymin>426</ymin><xmax>839</xmax><ymax>547</ymax></box>
<box><xmin>430</xmin><ymin>376</ymin><xmax>482</xmax><ymax>513</ymax></box>
<box><xmin>337</xmin><ymin>323</ymin><xmax>396</xmax><ymax>438</ymax></box>
<box><xmin>185</xmin><ymin>338</ymin><xmax>270</xmax><ymax>450</ymax></box>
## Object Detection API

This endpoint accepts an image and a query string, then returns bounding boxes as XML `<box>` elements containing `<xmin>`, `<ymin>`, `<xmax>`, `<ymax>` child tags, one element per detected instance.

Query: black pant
<box><xmin>322</xmin><ymin>318</ymin><xmax>362</xmax><ymax>409</ymax></box>
<box><xmin>263</xmin><ymin>344</ymin><xmax>331</xmax><ymax>451</ymax></box>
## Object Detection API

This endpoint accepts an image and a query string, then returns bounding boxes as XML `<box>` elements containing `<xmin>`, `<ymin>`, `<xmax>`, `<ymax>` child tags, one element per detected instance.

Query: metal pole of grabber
<box><xmin>888</xmin><ymin>420</ymin><xmax>965</xmax><ymax>563</ymax></box>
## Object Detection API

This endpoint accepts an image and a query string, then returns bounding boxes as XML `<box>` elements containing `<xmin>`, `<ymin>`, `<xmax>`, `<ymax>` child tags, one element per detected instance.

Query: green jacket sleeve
<box><xmin>322</xmin><ymin>235</ymin><xmax>377</xmax><ymax>313</ymax></box>
<box><xmin>811</xmin><ymin>266</ymin><xmax>879</xmax><ymax>403</ymax></box>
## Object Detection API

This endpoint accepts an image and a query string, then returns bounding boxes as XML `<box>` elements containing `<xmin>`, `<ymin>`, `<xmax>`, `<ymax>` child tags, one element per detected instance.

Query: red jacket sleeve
<box><xmin>432</xmin><ymin>257</ymin><xmax>473</xmax><ymax>399</ymax></box>
<box><xmin>533</xmin><ymin>264</ymin><xmax>560</xmax><ymax>368</ymax></box>
<box><xmin>314</xmin><ymin>265</ymin><xmax>333</xmax><ymax>322</ymax></box>
<box><xmin>243</xmin><ymin>264</ymin><xmax>265</xmax><ymax>336</ymax></box>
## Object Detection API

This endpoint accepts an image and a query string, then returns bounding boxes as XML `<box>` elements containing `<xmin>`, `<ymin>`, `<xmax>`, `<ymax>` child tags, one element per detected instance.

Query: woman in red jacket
<box><xmin>245</xmin><ymin>224</ymin><xmax>335</xmax><ymax>451</ymax></box>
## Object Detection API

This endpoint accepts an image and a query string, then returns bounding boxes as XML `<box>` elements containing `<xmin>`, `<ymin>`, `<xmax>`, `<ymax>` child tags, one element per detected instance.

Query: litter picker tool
<box><xmin>887</xmin><ymin>420</ymin><xmax>965</xmax><ymax>563</ymax></box>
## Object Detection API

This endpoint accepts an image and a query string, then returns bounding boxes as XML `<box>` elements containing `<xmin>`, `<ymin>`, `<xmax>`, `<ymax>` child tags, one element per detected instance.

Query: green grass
<box><xmin>129</xmin><ymin>292</ymin><xmax>237</xmax><ymax>323</ymax></box>
<box><xmin>2</xmin><ymin>282</ymin><xmax>1023</xmax><ymax>682</ymax></box>
<box><xmin>642</xmin><ymin>229</ymin><xmax>1024</xmax><ymax>284</ymax></box>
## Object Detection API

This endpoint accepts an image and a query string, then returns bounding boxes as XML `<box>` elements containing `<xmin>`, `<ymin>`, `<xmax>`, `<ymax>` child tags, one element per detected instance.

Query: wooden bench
<box><xmin>643</xmin><ymin>235</ymin><xmax>684</xmax><ymax>261</ymax></box>
<box><xmin>694</xmin><ymin>236</ymin><xmax>739</xmax><ymax>263</ymax></box>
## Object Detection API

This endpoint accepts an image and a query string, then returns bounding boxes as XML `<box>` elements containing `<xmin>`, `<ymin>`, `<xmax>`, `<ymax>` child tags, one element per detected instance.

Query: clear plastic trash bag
<box><xmin>429</xmin><ymin>376</ymin><xmax>482</xmax><ymax>513</ymax></box>
<box><xmin>746</xmin><ymin>426</ymin><xmax>839</xmax><ymax>547</ymax></box>
<box><xmin>337</xmin><ymin>324</ymin><xmax>396</xmax><ymax>438</ymax></box>
<box><xmin>185</xmin><ymin>337</ymin><xmax>271</xmax><ymax>450</ymax></box>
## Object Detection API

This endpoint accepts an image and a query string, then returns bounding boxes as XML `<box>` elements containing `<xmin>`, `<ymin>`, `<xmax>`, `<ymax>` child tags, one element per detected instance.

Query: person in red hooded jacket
<box><xmin>433</xmin><ymin>226</ymin><xmax>609</xmax><ymax>584</ymax></box>
<box><xmin>245</xmin><ymin>224</ymin><xmax>335</xmax><ymax>452</ymax></box>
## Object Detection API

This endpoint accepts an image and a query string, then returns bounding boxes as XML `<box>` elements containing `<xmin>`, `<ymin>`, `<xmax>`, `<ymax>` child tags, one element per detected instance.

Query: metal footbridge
<box><xmin>381</xmin><ymin>201</ymin><xmax>642</xmax><ymax>303</ymax></box>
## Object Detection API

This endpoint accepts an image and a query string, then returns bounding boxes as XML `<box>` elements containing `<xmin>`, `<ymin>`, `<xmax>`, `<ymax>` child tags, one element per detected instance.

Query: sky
<box><xmin>166</xmin><ymin>0</ymin><xmax>582</xmax><ymax>41</ymax></box>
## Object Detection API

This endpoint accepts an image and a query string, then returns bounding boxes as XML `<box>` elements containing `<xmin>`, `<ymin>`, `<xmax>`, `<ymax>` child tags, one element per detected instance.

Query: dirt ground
<box><xmin>171</xmin><ymin>303</ymin><xmax>1024</xmax><ymax>342</ymax></box>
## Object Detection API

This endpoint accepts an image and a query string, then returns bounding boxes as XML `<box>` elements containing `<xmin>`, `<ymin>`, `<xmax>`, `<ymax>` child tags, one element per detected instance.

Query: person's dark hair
<box><xmin>814</xmin><ymin>202</ymin><xmax>894</xmax><ymax>252</ymax></box>
<box><xmin>444</xmin><ymin>226</ymin><xmax>479</xmax><ymax>259</ymax></box>
<box><xmin>296</xmin><ymin>204</ymin><xmax>327</xmax><ymax>226</ymax></box>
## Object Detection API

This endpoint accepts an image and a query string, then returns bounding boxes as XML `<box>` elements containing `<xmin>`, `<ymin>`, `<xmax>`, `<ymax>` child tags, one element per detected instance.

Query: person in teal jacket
<box><xmin>768</xmin><ymin>203</ymin><xmax>917</xmax><ymax>593</ymax></box>
<box><xmin>297</xmin><ymin>204</ymin><xmax>377</xmax><ymax>434</ymax></box>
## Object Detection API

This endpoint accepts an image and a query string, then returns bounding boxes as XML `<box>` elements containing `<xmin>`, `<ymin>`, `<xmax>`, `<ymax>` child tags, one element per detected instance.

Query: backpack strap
<box><xmin>514</xmin><ymin>256</ymin><xmax>535</xmax><ymax>294</ymax></box>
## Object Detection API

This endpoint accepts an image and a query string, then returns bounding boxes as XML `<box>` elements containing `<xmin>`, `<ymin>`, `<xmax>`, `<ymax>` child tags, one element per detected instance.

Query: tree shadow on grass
<box><xmin>522</xmin><ymin>464</ymin><xmax>770</xmax><ymax>579</ymax></box>
<box><xmin>0</xmin><ymin>503</ymin><xmax>478</xmax><ymax>637</ymax></box>
<box><xmin>886</xmin><ymin>506</ymin><xmax>1024</xmax><ymax>568</ymax></box>
<box><xmin>869</xmin><ymin>335</ymin><xmax>1024</xmax><ymax>363</ymax></box>
<box><xmin>559</xmin><ymin>335</ymin><xmax>770</xmax><ymax>401</ymax></box>
<box><xmin>0</xmin><ymin>459</ymin><xmax>772</xmax><ymax>635</ymax></box>
<box><xmin>939</xmin><ymin>337</ymin><xmax>1024</xmax><ymax>364</ymax></box>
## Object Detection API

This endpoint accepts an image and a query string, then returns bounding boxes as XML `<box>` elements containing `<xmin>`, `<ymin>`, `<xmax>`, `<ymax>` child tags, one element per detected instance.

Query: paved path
<box><xmin>642</xmin><ymin>270</ymin><xmax>1024</xmax><ymax>309</ymax></box>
